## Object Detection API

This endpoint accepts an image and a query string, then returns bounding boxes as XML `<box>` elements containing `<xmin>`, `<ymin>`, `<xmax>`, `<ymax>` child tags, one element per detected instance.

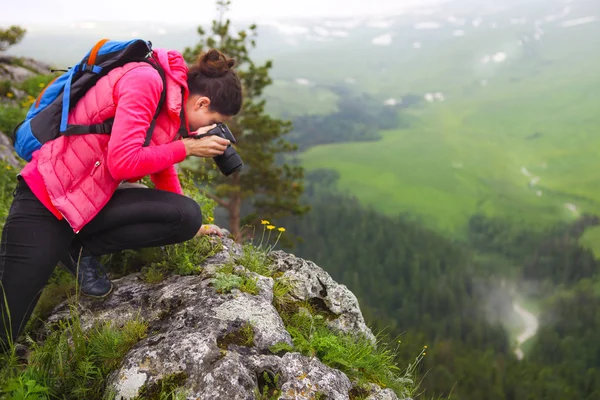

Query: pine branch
<box><xmin>206</xmin><ymin>192</ymin><xmax>230</xmax><ymax>210</ymax></box>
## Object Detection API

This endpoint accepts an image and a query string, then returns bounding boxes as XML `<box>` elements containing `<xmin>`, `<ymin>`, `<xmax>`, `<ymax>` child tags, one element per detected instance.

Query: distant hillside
<box><xmin>6</xmin><ymin>0</ymin><xmax>600</xmax><ymax>241</ymax></box>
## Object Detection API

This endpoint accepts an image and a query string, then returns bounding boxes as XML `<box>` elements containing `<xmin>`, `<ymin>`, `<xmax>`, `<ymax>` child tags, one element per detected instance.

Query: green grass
<box><xmin>0</xmin><ymin>304</ymin><xmax>148</xmax><ymax>400</ymax></box>
<box><xmin>296</xmin><ymin>34</ymin><xmax>600</xmax><ymax>237</ymax></box>
<box><xmin>260</xmin><ymin>6</ymin><xmax>600</xmax><ymax>239</ymax></box>
<box><xmin>274</xmin><ymin>303</ymin><xmax>419</xmax><ymax>398</ymax></box>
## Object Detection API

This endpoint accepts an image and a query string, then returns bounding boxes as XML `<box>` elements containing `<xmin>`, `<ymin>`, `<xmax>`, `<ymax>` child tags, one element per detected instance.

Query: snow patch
<box><xmin>424</xmin><ymin>92</ymin><xmax>445</xmax><ymax>102</ymax></box>
<box><xmin>372</xmin><ymin>33</ymin><xmax>393</xmax><ymax>46</ymax></box>
<box><xmin>295</xmin><ymin>78</ymin><xmax>311</xmax><ymax>85</ymax></box>
<box><xmin>561</xmin><ymin>16</ymin><xmax>597</xmax><ymax>28</ymax></box>
<box><xmin>453</xmin><ymin>30</ymin><xmax>466</xmax><ymax>37</ymax></box>
<box><xmin>412</xmin><ymin>42</ymin><xmax>422</xmax><ymax>49</ymax></box>
<box><xmin>313</xmin><ymin>26</ymin><xmax>330</xmax><ymax>36</ymax></box>
<box><xmin>543</xmin><ymin>7</ymin><xmax>573</xmax><ymax>24</ymax></box>
<box><xmin>384</xmin><ymin>98</ymin><xmax>399</xmax><ymax>106</ymax></box>
<box><xmin>472</xmin><ymin>18</ymin><xmax>482</xmax><ymax>28</ymax></box>
<box><xmin>447</xmin><ymin>16</ymin><xmax>466</xmax><ymax>25</ymax></box>
<box><xmin>565</xmin><ymin>203</ymin><xmax>578</xmax><ymax>213</ymax></box>
<box><xmin>493</xmin><ymin>52</ymin><xmax>507</xmax><ymax>63</ymax></box>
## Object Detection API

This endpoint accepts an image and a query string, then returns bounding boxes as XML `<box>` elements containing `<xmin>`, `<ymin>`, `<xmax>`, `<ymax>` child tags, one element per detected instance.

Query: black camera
<box><xmin>193</xmin><ymin>123</ymin><xmax>243</xmax><ymax>176</ymax></box>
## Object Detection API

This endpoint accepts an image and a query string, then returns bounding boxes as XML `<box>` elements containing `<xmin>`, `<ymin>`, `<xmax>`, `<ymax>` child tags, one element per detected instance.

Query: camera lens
<box><xmin>214</xmin><ymin>147</ymin><xmax>243</xmax><ymax>176</ymax></box>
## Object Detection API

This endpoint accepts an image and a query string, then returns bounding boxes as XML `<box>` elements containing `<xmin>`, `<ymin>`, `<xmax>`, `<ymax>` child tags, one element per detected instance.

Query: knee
<box><xmin>177</xmin><ymin>197</ymin><xmax>203</xmax><ymax>241</ymax></box>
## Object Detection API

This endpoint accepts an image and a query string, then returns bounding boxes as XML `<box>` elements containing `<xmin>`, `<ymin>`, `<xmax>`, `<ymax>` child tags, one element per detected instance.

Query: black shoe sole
<box><xmin>80</xmin><ymin>281</ymin><xmax>114</xmax><ymax>299</ymax></box>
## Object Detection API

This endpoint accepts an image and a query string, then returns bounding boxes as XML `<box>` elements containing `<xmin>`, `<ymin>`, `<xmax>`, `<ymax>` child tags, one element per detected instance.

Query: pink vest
<box><xmin>20</xmin><ymin>49</ymin><xmax>190</xmax><ymax>233</ymax></box>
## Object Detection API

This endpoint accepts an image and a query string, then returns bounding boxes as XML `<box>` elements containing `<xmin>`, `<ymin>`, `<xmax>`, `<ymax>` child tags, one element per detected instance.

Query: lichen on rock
<box><xmin>45</xmin><ymin>236</ymin><xmax>410</xmax><ymax>399</ymax></box>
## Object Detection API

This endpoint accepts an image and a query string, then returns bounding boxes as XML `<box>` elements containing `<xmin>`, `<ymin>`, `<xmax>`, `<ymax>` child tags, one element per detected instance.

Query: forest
<box><xmin>278</xmin><ymin>170</ymin><xmax>600</xmax><ymax>399</ymax></box>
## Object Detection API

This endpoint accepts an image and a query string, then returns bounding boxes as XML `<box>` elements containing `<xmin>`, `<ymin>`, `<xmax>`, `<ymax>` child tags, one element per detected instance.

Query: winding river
<box><xmin>512</xmin><ymin>300</ymin><xmax>539</xmax><ymax>360</ymax></box>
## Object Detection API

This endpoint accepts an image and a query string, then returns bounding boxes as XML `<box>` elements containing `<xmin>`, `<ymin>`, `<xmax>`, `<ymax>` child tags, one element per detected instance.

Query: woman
<box><xmin>0</xmin><ymin>47</ymin><xmax>243</xmax><ymax>350</ymax></box>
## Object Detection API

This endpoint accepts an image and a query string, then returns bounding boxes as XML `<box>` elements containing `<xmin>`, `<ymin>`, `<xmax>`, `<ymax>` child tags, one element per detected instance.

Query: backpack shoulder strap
<box><xmin>142</xmin><ymin>57</ymin><xmax>167</xmax><ymax>147</ymax></box>
<box><xmin>63</xmin><ymin>56</ymin><xmax>167</xmax><ymax>148</ymax></box>
<box><xmin>177</xmin><ymin>87</ymin><xmax>189</xmax><ymax>140</ymax></box>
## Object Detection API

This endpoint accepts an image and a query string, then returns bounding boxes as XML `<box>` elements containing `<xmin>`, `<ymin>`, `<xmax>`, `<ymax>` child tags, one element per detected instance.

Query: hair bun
<box><xmin>197</xmin><ymin>49</ymin><xmax>236</xmax><ymax>78</ymax></box>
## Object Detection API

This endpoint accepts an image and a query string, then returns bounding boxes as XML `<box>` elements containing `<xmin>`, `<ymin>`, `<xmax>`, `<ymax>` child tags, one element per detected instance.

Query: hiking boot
<box><xmin>14</xmin><ymin>343</ymin><xmax>29</xmax><ymax>365</ymax></box>
<box><xmin>59</xmin><ymin>251</ymin><xmax>114</xmax><ymax>299</ymax></box>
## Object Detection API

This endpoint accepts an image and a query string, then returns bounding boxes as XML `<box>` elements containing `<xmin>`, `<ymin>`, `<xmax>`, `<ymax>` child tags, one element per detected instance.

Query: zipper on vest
<box><xmin>90</xmin><ymin>160</ymin><xmax>101</xmax><ymax>176</ymax></box>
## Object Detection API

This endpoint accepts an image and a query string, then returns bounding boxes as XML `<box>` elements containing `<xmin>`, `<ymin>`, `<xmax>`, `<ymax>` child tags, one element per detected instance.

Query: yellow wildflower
<box><xmin>423</xmin><ymin>352</ymin><xmax>427</xmax><ymax>356</ymax></box>
<box><xmin>38</xmin><ymin>83</ymin><xmax>45</xmax><ymax>88</ymax></box>
<box><xmin>278</xmin><ymin>227</ymin><xmax>285</xmax><ymax>232</ymax></box>
<box><xmin>424</xmin><ymin>345</ymin><xmax>428</xmax><ymax>349</ymax></box>
<box><xmin>5</xmin><ymin>165</ymin><xmax>11</xmax><ymax>170</ymax></box>
<box><xmin>267</xmin><ymin>225</ymin><xmax>275</xmax><ymax>230</ymax></box>
<box><xmin>207</xmin><ymin>216</ymin><xmax>214</xmax><ymax>223</ymax></box>
<box><xmin>6</xmin><ymin>92</ymin><xmax>13</xmax><ymax>98</ymax></box>
<box><xmin>261</xmin><ymin>220</ymin><xmax>270</xmax><ymax>225</ymax></box>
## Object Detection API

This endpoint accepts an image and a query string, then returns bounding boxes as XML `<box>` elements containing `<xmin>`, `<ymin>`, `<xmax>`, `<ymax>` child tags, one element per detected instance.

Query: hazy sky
<box><xmin>3</xmin><ymin>0</ymin><xmax>448</xmax><ymax>25</ymax></box>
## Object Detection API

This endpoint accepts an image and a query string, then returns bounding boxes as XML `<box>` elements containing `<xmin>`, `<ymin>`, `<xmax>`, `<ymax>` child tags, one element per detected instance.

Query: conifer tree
<box><xmin>0</xmin><ymin>26</ymin><xmax>26</xmax><ymax>52</ymax></box>
<box><xmin>183</xmin><ymin>0</ymin><xmax>309</xmax><ymax>242</ymax></box>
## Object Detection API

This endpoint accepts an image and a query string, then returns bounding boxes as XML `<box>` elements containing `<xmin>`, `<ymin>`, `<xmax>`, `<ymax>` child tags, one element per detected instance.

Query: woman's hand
<box><xmin>196</xmin><ymin>224</ymin><xmax>224</xmax><ymax>237</ymax></box>
<box><xmin>182</xmin><ymin>124</ymin><xmax>230</xmax><ymax>158</ymax></box>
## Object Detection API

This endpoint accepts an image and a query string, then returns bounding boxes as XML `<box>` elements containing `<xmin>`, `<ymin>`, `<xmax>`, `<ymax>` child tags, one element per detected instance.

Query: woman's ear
<box><xmin>196</xmin><ymin>96</ymin><xmax>212</xmax><ymax>110</ymax></box>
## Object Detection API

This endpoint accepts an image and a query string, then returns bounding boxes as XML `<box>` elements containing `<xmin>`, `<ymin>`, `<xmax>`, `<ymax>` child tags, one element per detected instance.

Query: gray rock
<box><xmin>253</xmin><ymin>352</ymin><xmax>352</xmax><ymax>400</ymax></box>
<box><xmin>270</xmin><ymin>250</ymin><xmax>377</xmax><ymax>344</ymax></box>
<box><xmin>1</xmin><ymin>63</ymin><xmax>37</xmax><ymax>83</ymax></box>
<box><xmin>0</xmin><ymin>132</ymin><xmax>22</xmax><ymax>168</ymax></box>
<box><xmin>0</xmin><ymin>55</ymin><xmax>52</xmax><ymax>83</ymax></box>
<box><xmin>46</xmin><ymin>237</ymin><xmax>405</xmax><ymax>399</ymax></box>
<box><xmin>365</xmin><ymin>383</ymin><xmax>401</xmax><ymax>400</ymax></box>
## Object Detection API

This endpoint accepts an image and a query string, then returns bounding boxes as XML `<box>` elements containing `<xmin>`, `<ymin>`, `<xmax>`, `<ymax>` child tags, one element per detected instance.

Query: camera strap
<box><xmin>177</xmin><ymin>87</ymin><xmax>189</xmax><ymax>139</ymax></box>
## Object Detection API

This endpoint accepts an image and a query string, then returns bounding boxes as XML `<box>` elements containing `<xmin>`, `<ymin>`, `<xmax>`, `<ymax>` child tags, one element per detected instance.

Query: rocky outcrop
<box><xmin>0</xmin><ymin>131</ymin><xmax>21</xmax><ymax>168</ymax></box>
<box><xmin>46</xmin><ymin>237</ymin><xmax>409</xmax><ymax>400</ymax></box>
<box><xmin>0</xmin><ymin>55</ymin><xmax>51</xmax><ymax>84</ymax></box>
<box><xmin>0</xmin><ymin>55</ymin><xmax>48</xmax><ymax>169</ymax></box>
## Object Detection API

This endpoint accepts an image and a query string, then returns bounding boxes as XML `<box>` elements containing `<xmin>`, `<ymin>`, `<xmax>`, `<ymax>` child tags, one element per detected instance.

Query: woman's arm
<box><xmin>107</xmin><ymin>64</ymin><xmax>187</xmax><ymax>181</ymax></box>
<box><xmin>150</xmin><ymin>165</ymin><xmax>184</xmax><ymax>194</ymax></box>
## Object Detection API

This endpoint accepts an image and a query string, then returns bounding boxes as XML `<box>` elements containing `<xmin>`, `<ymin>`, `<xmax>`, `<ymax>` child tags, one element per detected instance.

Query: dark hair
<box><xmin>187</xmin><ymin>49</ymin><xmax>243</xmax><ymax>116</ymax></box>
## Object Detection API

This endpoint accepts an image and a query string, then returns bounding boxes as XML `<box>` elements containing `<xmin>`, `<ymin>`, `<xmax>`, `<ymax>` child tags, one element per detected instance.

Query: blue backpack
<box><xmin>12</xmin><ymin>38</ymin><xmax>167</xmax><ymax>162</ymax></box>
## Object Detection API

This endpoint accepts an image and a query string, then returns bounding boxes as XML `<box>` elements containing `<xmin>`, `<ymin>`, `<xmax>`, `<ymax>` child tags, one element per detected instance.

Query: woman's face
<box><xmin>185</xmin><ymin>94</ymin><xmax>230</xmax><ymax>132</ymax></box>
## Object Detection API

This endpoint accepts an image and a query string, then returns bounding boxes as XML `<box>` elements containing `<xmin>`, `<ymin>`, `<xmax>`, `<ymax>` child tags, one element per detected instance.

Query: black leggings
<box><xmin>0</xmin><ymin>177</ymin><xmax>202</xmax><ymax>348</ymax></box>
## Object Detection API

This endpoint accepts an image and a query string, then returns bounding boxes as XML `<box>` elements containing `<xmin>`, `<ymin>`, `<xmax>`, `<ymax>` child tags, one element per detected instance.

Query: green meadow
<box><xmin>288</xmin><ymin>17</ymin><xmax>600</xmax><ymax>239</ymax></box>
